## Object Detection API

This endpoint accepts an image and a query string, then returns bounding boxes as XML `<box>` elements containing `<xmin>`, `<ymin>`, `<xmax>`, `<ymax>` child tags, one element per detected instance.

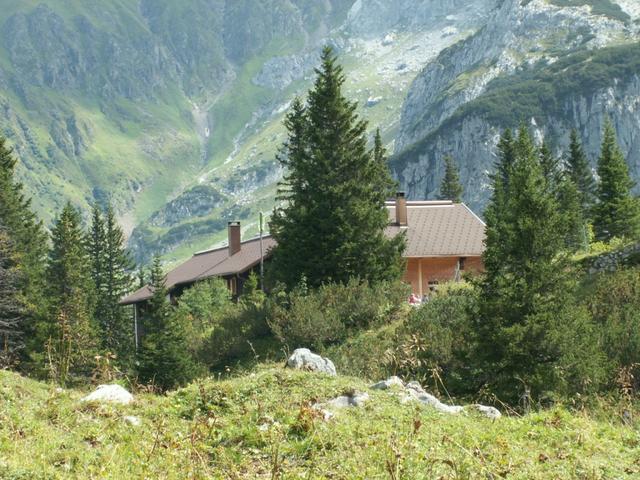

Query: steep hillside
<box><xmin>0</xmin><ymin>0</ymin><xmax>351</xmax><ymax>226</ymax></box>
<box><xmin>126</xmin><ymin>0</ymin><xmax>499</xmax><ymax>263</ymax></box>
<box><xmin>0</xmin><ymin>0</ymin><xmax>499</xmax><ymax>264</ymax></box>
<box><xmin>392</xmin><ymin>0</ymin><xmax>640</xmax><ymax>212</ymax></box>
<box><xmin>3</xmin><ymin>0</ymin><xmax>639</xmax><ymax>263</ymax></box>
<box><xmin>1</xmin><ymin>366</ymin><xmax>639</xmax><ymax>478</ymax></box>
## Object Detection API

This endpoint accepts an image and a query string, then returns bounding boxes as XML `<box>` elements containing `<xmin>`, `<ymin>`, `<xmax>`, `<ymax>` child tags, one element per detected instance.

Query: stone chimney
<box><xmin>228</xmin><ymin>221</ymin><xmax>241</xmax><ymax>256</ymax></box>
<box><xmin>396</xmin><ymin>192</ymin><xmax>407</xmax><ymax>226</ymax></box>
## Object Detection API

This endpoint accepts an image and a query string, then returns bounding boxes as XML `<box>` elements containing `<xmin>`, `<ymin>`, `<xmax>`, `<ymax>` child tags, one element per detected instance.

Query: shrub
<box><xmin>203</xmin><ymin>301</ymin><xmax>271</xmax><ymax>368</ymax></box>
<box><xmin>391</xmin><ymin>286</ymin><xmax>478</xmax><ymax>394</ymax></box>
<box><xmin>586</xmin><ymin>267</ymin><xmax>640</xmax><ymax>390</ymax></box>
<box><xmin>173</xmin><ymin>278</ymin><xmax>234</xmax><ymax>362</ymax></box>
<box><xmin>266</xmin><ymin>278</ymin><xmax>410</xmax><ymax>351</ymax></box>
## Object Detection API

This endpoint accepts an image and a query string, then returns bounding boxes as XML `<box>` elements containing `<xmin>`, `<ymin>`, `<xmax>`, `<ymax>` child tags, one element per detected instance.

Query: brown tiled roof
<box><xmin>120</xmin><ymin>236</ymin><xmax>276</xmax><ymax>305</ymax></box>
<box><xmin>385</xmin><ymin>201</ymin><xmax>485</xmax><ymax>257</ymax></box>
<box><xmin>121</xmin><ymin>201</ymin><xmax>485</xmax><ymax>305</ymax></box>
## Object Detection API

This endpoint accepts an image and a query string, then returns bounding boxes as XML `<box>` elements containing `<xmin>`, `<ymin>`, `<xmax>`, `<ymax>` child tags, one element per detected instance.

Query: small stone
<box><xmin>370</xmin><ymin>376</ymin><xmax>405</xmax><ymax>390</ymax></box>
<box><xmin>326</xmin><ymin>392</ymin><xmax>369</xmax><ymax>409</ymax></box>
<box><xmin>467</xmin><ymin>405</ymin><xmax>502</xmax><ymax>419</ymax></box>
<box><xmin>124</xmin><ymin>415</ymin><xmax>141</xmax><ymax>426</ymax></box>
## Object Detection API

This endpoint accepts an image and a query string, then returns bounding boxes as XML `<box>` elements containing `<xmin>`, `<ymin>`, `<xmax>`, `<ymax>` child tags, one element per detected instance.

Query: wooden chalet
<box><xmin>121</xmin><ymin>193</ymin><xmax>486</xmax><ymax>311</ymax></box>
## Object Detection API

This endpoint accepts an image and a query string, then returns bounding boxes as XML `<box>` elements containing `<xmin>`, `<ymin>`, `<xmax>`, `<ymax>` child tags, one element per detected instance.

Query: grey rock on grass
<box><xmin>286</xmin><ymin>348</ymin><xmax>337</xmax><ymax>376</ymax></box>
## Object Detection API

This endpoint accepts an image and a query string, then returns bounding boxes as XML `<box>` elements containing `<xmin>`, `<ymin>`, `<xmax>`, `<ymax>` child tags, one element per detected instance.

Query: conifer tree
<box><xmin>269</xmin><ymin>47</ymin><xmax>404</xmax><ymax>288</ymax></box>
<box><xmin>0</xmin><ymin>225</ymin><xmax>23</xmax><ymax>368</ymax></box>
<box><xmin>540</xmin><ymin>141</ymin><xmax>587</xmax><ymax>250</ymax></box>
<box><xmin>557</xmin><ymin>175</ymin><xmax>588</xmax><ymax>251</ymax></box>
<box><xmin>137</xmin><ymin>255</ymin><xmax>196</xmax><ymax>390</ymax></box>
<box><xmin>474</xmin><ymin>126</ymin><xmax>603</xmax><ymax>401</ymax></box>
<box><xmin>438</xmin><ymin>155</ymin><xmax>463</xmax><ymax>202</ymax></box>
<box><xmin>0</xmin><ymin>136</ymin><xmax>48</xmax><ymax>365</ymax></box>
<box><xmin>45</xmin><ymin>203</ymin><xmax>98</xmax><ymax>383</ymax></box>
<box><xmin>593</xmin><ymin>121</ymin><xmax>640</xmax><ymax>241</ymax></box>
<box><xmin>566</xmin><ymin>129</ymin><xmax>596</xmax><ymax>217</ymax></box>
<box><xmin>539</xmin><ymin>142</ymin><xmax>561</xmax><ymax>191</ymax></box>
<box><xmin>88</xmin><ymin>203</ymin><xmax>106</xmax><ymax>312</ymax></box>
<box><xmin>88</xmin><ymin>204</ymin><xmax>134</xmax><ymax>362</ymax></box>
<box><xmin>495</xmin><ymin>128</ymin><xmax>517</xmax><ymax>185</ymax></box>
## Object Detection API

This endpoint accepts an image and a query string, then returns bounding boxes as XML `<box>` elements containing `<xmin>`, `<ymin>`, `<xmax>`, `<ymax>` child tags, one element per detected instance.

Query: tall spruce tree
<box><xmin>540</xmin><ymin>141</ymin><xmax>587</xmax><ymax>250</ymax></box>
<box><xmin>0</xmin><ymin>136</ymin><xmax>48</xmax><ymax>366</ymax></box>
<box><xmin>566</xmin><ymin>129</ymin><xmax>596</xmax><ymax>217</ymax></box>
<box><xmin>474</xmin><ymin>126</ymin><xmax>603</xmax><ymax>402</ymax></box>
<box><xmin>539</xmin><ymin>142</ymin><xmax>561</xmax><ymax>190</ymax></box>
<box><xmin>45</xmin><ymin>203</ymin><xmax>98</xmax><ymax>383</ymax></box>
<box><xmin>0</xmin><ymin>225</ymin><xmax>23</xmax><ymax>368</ymax></box>
<box><xmin>88</xmin><ymin>204</ymin><xmax>134</xmax><ymax>363</ymax></box>
<box><xmin>269</xmin><ymin>47</ymin><xmax>404</xmax><ymax>288</ymax></box>
<box><xmin>593</xmin><ymin>121</ymin><xmax>640</xmax><ymax>241</ymax></box>
<box><xmin>438</xmin><ymin>155</ymin><xmax>463</xmax><ymax>202</ymax></box>
<box><xmin>137</xmin><ymin>255</ymin><xmax>196</xmax><ymax>390</ymax></box>
<box><xmin>88</xmin><ymin>203</ymin><xmax>106</xmax><ymax>314</ymax></box>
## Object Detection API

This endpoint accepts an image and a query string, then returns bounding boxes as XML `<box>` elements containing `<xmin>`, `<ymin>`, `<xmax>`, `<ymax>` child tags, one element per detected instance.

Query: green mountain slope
<box><xmin>0</xmin><ymin>0</ymin><xmax>350</xmax><ymax>229</ymax></box>
<box><xmin>0</xmin><ymin>0</ymin><xmax>497</xmax><ymax>264</ymax></box>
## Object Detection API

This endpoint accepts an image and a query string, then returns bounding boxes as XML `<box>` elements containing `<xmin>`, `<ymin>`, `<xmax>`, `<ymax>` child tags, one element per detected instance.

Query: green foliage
<box><xmin>267</xmin><ymin>278</ymin><xmax>409</xmax><ymax>350</ymax></box>
<box><xmin>0</xmin><ymin>225</ymin><xmax>23</xmax><ymax>368</ymax></box>
<box><xmin>43</xmin><ymin>203</ymin><xmax>99</xmax><ymax>384</ymax></box>
<box><xmin>557</xmin><ymin>174</ymin><xmax>589</xmax><ymax>251</ymax></box>
<box><xmin>593</xmin><ymin>121</ymin><xmax>640</xmax><ymax>241</ymax></box>
<box><xmin>88</xmin><ymin>203</ymin><xmax>135</xmax><ymax>365</ymax></box>
<box><xmin>435</xmin><ymin>42</ymin><xmax>640</xmax><ymax>132</ymax></box>
<box><xmin>269</xmin><ymin>47</ymin><xmax>405</xmax><ymax>289</ymax></box>
<box><xmin>585</xmin><ymin>267</ymin><xmax>640</xmax><ymax>386</ymax></box>
<box><xmin>137</xmin><ymin>255</ymin><xmax>199</xmax><ymax>391</ymax></box>
<box><xmin>203</xmin><ymin>301</ymin><xmax>271</xmax><ymax>369</ymax></box>
<box><xmin>549</xmin><ymin>0</ymin><xmax>630</xmax><ymax>22</ymax></box>
<box><xmin>173</xmin><ymin>277</ymin><xmax>233</xmax><ymax>360</ymax></box>
<box><xmin>392</xmin><ymin>287</ymin><xmax>478</xmax><ymax>394</ymax></box>
<box><xmin>0</xmin><ymin>136</ymin><xmax>48</xmax><ymax>368</ymax></box>
<box><xmin>438</xmin><ymin>155</ymin><xmax>463</xmax><ymax>202</ymax></box>
<box><xmin>475</xmin><ymin>127</ymin><xmax>604</xmax><ymax>402</ymax></box>
<box><xmin>566</xmin><ymin>129</ymin><xmax>596</xmax><ymax>218</ymax></box>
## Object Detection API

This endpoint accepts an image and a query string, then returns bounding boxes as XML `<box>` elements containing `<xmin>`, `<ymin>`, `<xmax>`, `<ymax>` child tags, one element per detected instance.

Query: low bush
<box><xmin>266</xmin><ymin>278</ymin><xmax>410</xmax><ymax>351</ymax></box>
<box><xmin>173</xmin><ymin>274</ymin><xmax>272</xmax><ymax>371</ymax></box>
<box><xmin>585</xmin><ymin>267</ymin><xmax>640</xmax><ymax>390</ymax></box>
<box><xmin>390</xmin><ymin>285</ymin><xmax>478</xmax><ymax>394</ymax></box>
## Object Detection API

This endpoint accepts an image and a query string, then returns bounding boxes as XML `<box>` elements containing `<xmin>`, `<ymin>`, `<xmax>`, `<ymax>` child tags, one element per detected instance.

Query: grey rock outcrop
<box><xmin>286</xmin><ymin>348</ymin><xmax>337</xmax><ymax>376</ymax></box>
<box><xmin>371</xmin><ymin>377</ymin><xmax>501</xmax><ymax>418</ymax></box>
<box><xmin>392</xmin><ymin>0</ymin><xmax>640</xmax><ymax>213</ymax></box>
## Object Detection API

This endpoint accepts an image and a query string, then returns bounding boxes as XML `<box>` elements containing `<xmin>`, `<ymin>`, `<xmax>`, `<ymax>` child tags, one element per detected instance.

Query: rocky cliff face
<box><xmin>392</xmin><ymin>0</ymin><xmax>640</xmax><ymax>212</ymax></box>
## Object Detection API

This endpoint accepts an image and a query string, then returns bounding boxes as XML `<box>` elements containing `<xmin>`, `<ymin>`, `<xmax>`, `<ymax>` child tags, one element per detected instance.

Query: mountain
<box><xmin>1</xmin><ymin>0</ymin><xmax>639</xmax><ymax>264</ymax></box>
<box><xmin>391</xmin><ymin>0</ymin><xmax>640</xmax><ymax>213</ymax></box>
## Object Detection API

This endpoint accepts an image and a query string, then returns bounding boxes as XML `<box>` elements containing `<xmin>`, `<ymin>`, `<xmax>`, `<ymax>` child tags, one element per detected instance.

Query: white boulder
<box><xmin>81</xmin><ymin>384</ymin><xmax>133</xmax><ymax>405</ymax></box>
<box><xmin>286</xmin><ymin>348</ymin><xmax>337</xmax><ymax>376</ymax></box>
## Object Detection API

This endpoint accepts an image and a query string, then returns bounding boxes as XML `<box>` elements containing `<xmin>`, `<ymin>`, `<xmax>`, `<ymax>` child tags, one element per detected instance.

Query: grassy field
<box><xmin>1</xmin><ymin>365</ymin><xmax>639</xmax><ymax>479</ymax></box>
